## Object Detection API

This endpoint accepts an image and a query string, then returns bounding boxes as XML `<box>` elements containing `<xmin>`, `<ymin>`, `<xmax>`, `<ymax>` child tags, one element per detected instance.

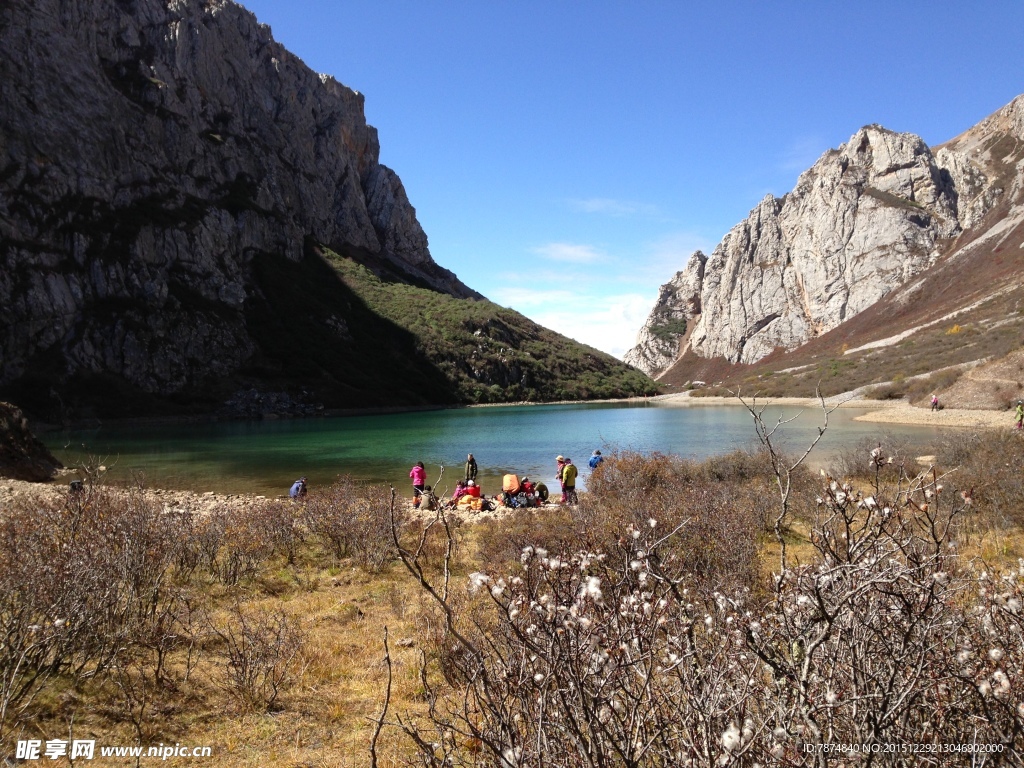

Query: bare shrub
<box><xmin>211</xmin><ymin>604</ymin><xmax>305</xmax><ymax>712</ymax></box>
<box><xmin>249</xmin><ymin>500</ymin><xmax>304</xmax><ymax>565</ymax></box>
<box><xmin>387</xmin><ymin>407</ymin><xmax>1024</xmax><ymax>766</ymax></box>
<box><xmin>303</xmin><ymin>481</ymin><xmax>404</xmax><ymax>571</ymax></box>
<box><xmin>403</xmin><ymin>516</ymin><xmax>463</xmax><ymax>575</ymax></box>
<box><xmin>937</xmin><ymin>429</ymin><xmax>1024</xmax><ymax>529</ymax></box>
<box><xmin>0</xmin><ymin>488</ymin><xmax>185</xmax><ymax>734</ymax></box>
<box><xmin>354</xmin><ymin>485</ymin><xmax>405</xmax><ymax>572</ymax></box>
<box><xmin>475</xmin><ymin>506</ymin><xmax>577</xmax><ymax>569</ymax></box>
<box><xmin>831</xmin><ymin>432</ymin><xmax>922</xmax><ymax>481</ymax></box>
<box><xmin>301</xmin><ymin>475</ymin><xmax>372</xmax><ymax>561</ymax></box>
<box><xmin>479</xmin><ymin>450</ymin><xmax>777</xmax><ymax>596</ymax></box>
<box><xmin>216</xmin><ymin>507</ymin><xmax>275</xmax><ymax>585</ymax></box>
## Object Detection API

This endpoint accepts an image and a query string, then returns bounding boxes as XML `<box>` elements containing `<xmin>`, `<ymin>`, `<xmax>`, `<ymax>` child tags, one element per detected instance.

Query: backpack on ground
<box><xmin>502</xmin><ymin>474</ymin><xmax>521</xmax><ymax>494</ymax></box>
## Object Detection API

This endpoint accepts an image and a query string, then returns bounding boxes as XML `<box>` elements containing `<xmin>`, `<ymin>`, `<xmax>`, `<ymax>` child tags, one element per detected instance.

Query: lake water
<box><xmin>45</xmin><ymin>401</ymin><xmax>948</xmax><ymax>498</ymax></box>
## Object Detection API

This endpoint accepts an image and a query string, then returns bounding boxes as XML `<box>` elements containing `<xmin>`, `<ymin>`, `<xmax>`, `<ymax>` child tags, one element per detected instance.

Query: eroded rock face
<box><xmin>626</xmin><ymin>105</ymin><xmax>1023</xmax><ymax>374</ymax></box>
<box><xmin>0</xmin><ymin>0</ymin><xmax>478</xmax><ymax>405</ymax></box>
<box><xmin>0</xmin><ymin>402</ymin><xmax>62</xmax><ymax>481</ymax></box>
<box><xmin>623</xmin><ymin>252</ymin><xmax>705</xmax><ymax>377</ymax></box>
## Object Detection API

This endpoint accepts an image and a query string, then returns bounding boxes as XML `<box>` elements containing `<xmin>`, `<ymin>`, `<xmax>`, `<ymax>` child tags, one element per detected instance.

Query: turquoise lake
<box><xmin>45</xmin><ymin>401</ymin><xmax>949</xmax><ymax>498</ymax></box>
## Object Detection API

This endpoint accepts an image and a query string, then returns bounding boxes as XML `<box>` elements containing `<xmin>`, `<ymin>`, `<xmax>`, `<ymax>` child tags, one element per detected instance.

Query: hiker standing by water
<box><xmin>562</xmin><ymin>458</ymin><xmax>579</xmax><ymax>505</ymax></box>
<box><xmin>589</xmin><ymin>450</ymin><xmax>603</xmax><ymax>470</ymax></box>
<box><xmin>556</xmin><ymin>455</ymin><xmax>566</xmax><ymax>503</ymax></box>
<box><xmin>465</xmin><ymin>453</ymin><xmax>478</xmax><ymax>483</ymax></box>
<box><xmin>409</xmin><ymin>461</ymin><xmax>426</xmax><ymax>501</ymax></box>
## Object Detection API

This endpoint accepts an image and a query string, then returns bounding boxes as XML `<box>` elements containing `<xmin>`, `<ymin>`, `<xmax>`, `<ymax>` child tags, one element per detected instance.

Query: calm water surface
<box><xmin>46</xmin><ymin>401</ymin><xmax>947</xmax><ymax>497</ymax></box>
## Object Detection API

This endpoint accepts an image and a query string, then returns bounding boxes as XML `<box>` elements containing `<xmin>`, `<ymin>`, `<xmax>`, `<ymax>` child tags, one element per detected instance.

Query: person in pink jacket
<box><xmin>409</xmin><ymin>461</ymin><xmax>426</xmax><ymax>501</ymax></box>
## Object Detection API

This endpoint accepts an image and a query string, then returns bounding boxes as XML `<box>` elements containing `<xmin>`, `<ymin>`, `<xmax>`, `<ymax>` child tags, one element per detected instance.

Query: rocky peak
<box><xmin>623</xmin><ymin>251</ymin><xmax>705</xmax><ymax>377</ymax></box>
<box><xmin>626</xmin><ymin>107</ymin><xmax>1017</xmax><ymax>374</ymax></box>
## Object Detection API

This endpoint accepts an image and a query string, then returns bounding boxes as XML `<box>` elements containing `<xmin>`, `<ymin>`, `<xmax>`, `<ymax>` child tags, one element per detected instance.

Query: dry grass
<box><xmin>4</xmin><ymin>431</ymin><xmax>1024</xmax><ymax>765</ymax></box>
<box><xmin>14</xmin><ymin>558</ymin><xmax>441</xmax><ymax>767</ymax></box>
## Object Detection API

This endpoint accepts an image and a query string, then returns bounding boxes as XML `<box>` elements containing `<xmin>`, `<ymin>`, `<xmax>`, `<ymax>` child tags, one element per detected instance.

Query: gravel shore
<box><xmin>655</xmin><ymin>392</ymin><xmax>1014</xmax><ymax>430</ymax></box>
<box><xmin>0</xmin><ymin>478</ymin><xmax>266</xmax><ymax>514</ymax></box>
<box><xmin>852</xmin><ymin>403</ymin><xmax>1013</xmax><ymax>429</ymax></box>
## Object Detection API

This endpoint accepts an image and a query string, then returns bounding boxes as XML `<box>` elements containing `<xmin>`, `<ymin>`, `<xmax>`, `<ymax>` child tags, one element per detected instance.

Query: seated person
<box><xmin>521</xmin><ymin>476</ymin><xmax>535</xmax><ymax>494</ymax></box>
<box><xmin>446</xmin><ymin>480</ymin><xmax>468</xmax><ymax>509</ymax></box>
<box><xmin>465</xmin><ymin>480</ymin><xmax>481</xmax><ymax>498</ymax></box>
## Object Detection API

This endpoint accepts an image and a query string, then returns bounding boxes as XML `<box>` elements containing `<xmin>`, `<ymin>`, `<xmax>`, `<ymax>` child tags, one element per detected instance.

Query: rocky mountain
<box><xmin>0</xmin><ymin>0</ymin><xmax>654</xmax><ymax>420</ymax></box>
<box><xmin>626</xmin><ymin>96</ymin><xmax>1024</xmax><ymax>380</ymax></box>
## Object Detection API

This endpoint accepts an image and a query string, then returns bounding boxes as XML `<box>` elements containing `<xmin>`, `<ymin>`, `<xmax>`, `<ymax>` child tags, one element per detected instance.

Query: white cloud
<box><xmin>492</xmin><ymin>231</ymin><xmax>713</xmax><ymax>360</ymax></box>
<box><xmin>530</xmin><ymin>242</ymin><xmax>605</xmax><ymax>264</ymax></box>
<box><xmin>567</xmin><ymin>197</ymin><xmax>664</xmax><ymax>219</ymax></box>
<box><xmin>495</xmin><ymin>288</ymin><xmax>656</xmax><ymax>359</ymax></box>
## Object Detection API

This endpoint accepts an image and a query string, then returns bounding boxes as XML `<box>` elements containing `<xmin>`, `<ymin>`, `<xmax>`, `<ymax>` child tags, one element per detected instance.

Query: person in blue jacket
<box><xmin>289</xmin><ymin>476</ymin><xmax>308</xmax><ymax>499</ymax></box>
<box><xmin>588</xmin><ymin>450</ymin><xmax>603</xmax><ymax>470</ymax></box>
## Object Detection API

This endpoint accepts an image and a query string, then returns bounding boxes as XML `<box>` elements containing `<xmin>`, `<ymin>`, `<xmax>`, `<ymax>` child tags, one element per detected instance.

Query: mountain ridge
<box><xmin>626</xmin><ymin>95</ymin><xmax>1024</xmax><ymax>392</ymax></box>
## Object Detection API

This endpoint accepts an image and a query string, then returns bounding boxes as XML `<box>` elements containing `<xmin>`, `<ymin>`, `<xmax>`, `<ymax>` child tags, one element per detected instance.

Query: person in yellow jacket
<box><xmin>561</xmin><ymin>458</ymin><xmax>578</xmax><ymax>505</ymax></box>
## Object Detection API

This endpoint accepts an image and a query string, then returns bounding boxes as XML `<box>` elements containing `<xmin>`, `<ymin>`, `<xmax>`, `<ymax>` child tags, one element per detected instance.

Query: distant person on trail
<box><xmin>589</xmin><ymin>450</ymin><xmax>603</xmax><ymax>470</ymax></box>
<box><xmin>931</xmin><ymin>394</ymin><xmax>940</xmax><ymax>412</ymax></box>
<box><xmin>561</xmin><ymin>458</ymin><xmax>578</xmax><ymax>505</ymax></box>
<box><xmin>289</xmin><ymin>476</ymin><xmax>308</xmax><ymax>499</ymax></box>
<box><xmin>465</xmin><ymin>453</ymin><xmax>478</xmax><ymax>482</ymax></box>
<box><xmin>1016</xmin><ymin>402</ymin><xmax>1024</xmax><ymax>430</ymax></box>
<box><xmin>410</xmin><ymin>461</ymin><xmax>426</xmax><ymax>501</ymax></box>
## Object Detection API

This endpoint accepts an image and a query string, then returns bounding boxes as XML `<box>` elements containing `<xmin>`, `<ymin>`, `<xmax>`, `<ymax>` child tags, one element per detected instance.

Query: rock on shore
<box><xmin>0</xmin><ymin>402</ymin><xmax>62</xmax><ymax>481</ymax></box>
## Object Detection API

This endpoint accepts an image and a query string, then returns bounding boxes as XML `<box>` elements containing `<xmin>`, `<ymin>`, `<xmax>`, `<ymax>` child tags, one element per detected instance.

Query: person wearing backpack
<box><xmin>561</xmin><ymin>458</ymin><xmax>578</xmax><ymax>505</ymax></box>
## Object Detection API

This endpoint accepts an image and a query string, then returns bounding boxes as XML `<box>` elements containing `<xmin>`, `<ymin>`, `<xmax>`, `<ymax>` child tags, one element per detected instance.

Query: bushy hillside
<box><xmin>326</xmin><ymin>249</ymin><xmax>657</xmax><ymax>403</ymax></box>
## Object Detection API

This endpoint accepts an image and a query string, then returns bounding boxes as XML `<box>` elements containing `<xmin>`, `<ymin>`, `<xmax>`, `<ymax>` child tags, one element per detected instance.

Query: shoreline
<box><xmin>653</xmin><ymin>392</ymin><xmax>1014</xmax><ymax>429</ymax></box>
<box><xmin>34</xmin><ymin>390</ymin><xmax>1013</xmax><ymax>433</ymax></box>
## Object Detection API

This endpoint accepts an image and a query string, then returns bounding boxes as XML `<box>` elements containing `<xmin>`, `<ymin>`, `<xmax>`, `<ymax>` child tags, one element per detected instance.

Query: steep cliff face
<box><xmin>623</xmin><ymin>252</ymin><xmax>705</xmax><ymax>376</ymax></box>
<box><xmin>627</xmin><ymin>98</ymin><xmax>1024</xmax><ymax>376</ymax></box>
<box><xmin>0</xmin><ymin>0</ymin><xmax>484</xmax><ymax>415</ymax></box>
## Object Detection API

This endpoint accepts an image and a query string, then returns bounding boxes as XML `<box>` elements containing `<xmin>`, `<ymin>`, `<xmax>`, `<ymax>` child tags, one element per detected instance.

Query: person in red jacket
<box><xmin>465</xmin><ymin>480</ymin><xmax>481</xmax><ymax>498</ymax></box>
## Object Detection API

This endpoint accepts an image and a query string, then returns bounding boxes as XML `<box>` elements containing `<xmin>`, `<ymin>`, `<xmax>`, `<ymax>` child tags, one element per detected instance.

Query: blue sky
<box><xmin>239</xmin><ymin>0</ymin><xmax>1024</xmax><ymax>359</ymax></box>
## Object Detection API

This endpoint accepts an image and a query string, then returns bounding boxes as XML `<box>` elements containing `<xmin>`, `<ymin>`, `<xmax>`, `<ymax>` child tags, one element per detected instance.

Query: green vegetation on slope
<box><xmin>324</xmin><ymin>249</ymin><xmax>658</xmax><ymax>403</ymax></box>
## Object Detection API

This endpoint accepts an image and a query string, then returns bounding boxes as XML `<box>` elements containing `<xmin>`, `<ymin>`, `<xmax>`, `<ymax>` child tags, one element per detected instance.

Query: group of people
<box><xmin>408</xmin><ymin>450</ymin><xmax>604</xmax><ymax>509</ymax></box>
<box><xmin>288</xmin><ymin>449</ymin><xmax>608</xmax><ymax>507</ymax></box>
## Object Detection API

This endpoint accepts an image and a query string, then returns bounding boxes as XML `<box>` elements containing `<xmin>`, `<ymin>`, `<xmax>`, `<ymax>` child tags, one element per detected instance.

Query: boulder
<box><xmin>0</xmin><ymin>402</ymin><xmax>62</xmax><ymax>482</ymax></box>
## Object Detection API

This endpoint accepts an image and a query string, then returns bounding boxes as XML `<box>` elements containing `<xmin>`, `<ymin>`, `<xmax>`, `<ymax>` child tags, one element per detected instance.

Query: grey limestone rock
<box><xmin>626</xmin><ymin>99</ymin><xmax>1024</xmax><ymax>375</ymax></box>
